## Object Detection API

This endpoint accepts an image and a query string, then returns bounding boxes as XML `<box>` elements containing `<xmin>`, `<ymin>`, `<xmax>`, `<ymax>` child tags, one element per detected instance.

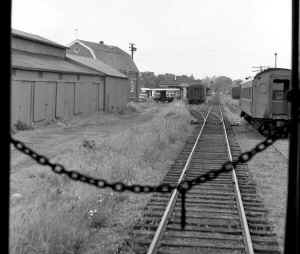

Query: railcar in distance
<box><xmin>187</xmin><ymin>84</ymin><xmax>206</xmax><ymax>104</ymax></box>
<box><xmin>240</xmin><ymin>68</ymin><xmax>291</xmax><ymax>135</ymax></box>
<box><xmin>231</xmin><ymin>86</ymin><xmax>241</xmax><ymax>99</ymax></box>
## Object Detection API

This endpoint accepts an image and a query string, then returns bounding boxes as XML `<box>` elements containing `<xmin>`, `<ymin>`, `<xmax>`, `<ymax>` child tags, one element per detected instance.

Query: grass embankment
<box><xmin>10</xmin><ymin>101</ymin><xmax>195</xmax><ymax>254</ymax></box>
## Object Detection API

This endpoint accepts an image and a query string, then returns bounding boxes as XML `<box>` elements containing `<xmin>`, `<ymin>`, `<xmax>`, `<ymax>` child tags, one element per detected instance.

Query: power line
<box><xmin>251</xmin><ymin>65</ymin><xmax>270</xmax><ymax>73</ymax></box>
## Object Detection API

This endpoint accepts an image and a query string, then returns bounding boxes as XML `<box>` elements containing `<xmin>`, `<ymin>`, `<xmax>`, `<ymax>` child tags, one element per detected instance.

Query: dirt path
<box><xmin>222</xmin><ymin>95</ymin><xmax>288</xmax><ymax>253</ymax></box>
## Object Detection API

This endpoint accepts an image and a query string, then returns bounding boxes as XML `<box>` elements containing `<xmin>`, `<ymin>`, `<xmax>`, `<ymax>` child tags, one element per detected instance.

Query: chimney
<box><xmin>99</xmin><ymin>41</ymin><xmax>104</xmax><ymax>44</ymax></box>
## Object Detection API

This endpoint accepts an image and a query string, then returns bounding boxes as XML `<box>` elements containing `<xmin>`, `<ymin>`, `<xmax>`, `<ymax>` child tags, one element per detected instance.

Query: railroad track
<box><xmin>128</xmin><ymin>104</ymin><xmax>280</xmax><ymax>254</ymax></box>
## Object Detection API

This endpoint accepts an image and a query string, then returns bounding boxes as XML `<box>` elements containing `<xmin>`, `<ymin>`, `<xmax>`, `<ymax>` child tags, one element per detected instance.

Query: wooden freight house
<box><xmin>67</xmin><ymin>39</ymin><xmax>139</xmax><ymax>100</ymax></box>
<box><xmin>11</xmin><ymin>29</ymin><xmax>128</xmax><ymax>128</ymax></box>
<box><xmin>66</xmin><ymin>54</ymin><xmax>129</xmax><ymax>112</ymax></box>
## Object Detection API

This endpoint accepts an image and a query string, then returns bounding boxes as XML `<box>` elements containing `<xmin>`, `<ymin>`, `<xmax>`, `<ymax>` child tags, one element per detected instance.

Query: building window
<box><xmin>38</xmin><ymin>71</ymin><xmax>43</xmax><ymax>78</ymax></box>
<box><xmin>74</xmin><ymin>47</ymin><xmax>80</xmax><ymax>53</ymax></box>
<box><xmin>12</xmin><ymin>69</ymin><xmax>16</xmax><ymax>76</ymax></box>
<box><xmin>76</xmin><ymin>74</ymin><xmax>80</xmax><ymax>81</ymax></box>
<box><xmin>58</xmin><ymin>73</ymin><xmax>63</xmax><ymax>80</ymax></box>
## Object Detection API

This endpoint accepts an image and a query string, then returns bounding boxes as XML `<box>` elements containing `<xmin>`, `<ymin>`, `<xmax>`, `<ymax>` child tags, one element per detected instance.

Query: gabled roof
<box><xmin>12</xmin><ymin>50</ymin><xmax>99</xmax><ymax>75</ymax></box>
<box><xmin>241</xmin><ymin>80</ymin><xmax>253</xmax><ymax>88</ymax></box>
<box><xmin>12</xmin><ymin>28</ymin><xmax>67</xmax><ymax>49</ymax></box>
<box><xmin>66</xmin><ymin>54</ymin><xmax>127</xmax><ymax>79</ymax></box>
<box><xmin>69</xmin><ymin>39</ymin><xmax>139</xmax><ymax>73</ymax></box>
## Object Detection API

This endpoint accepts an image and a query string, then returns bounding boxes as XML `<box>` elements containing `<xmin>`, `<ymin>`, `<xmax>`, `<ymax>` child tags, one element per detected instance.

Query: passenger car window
<box><xmin>272</xmin><ymin>90</ymin><xmax>285</xmax><ymax>100</ymax></box>
<box><xmin>272</xmin><ymin>79</ymin><xmax>289</xmax><ymax>100</ymax></box>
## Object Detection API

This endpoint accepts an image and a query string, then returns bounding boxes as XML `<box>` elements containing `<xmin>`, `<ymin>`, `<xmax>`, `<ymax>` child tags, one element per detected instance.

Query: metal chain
<box><xmin>9</xmin><ymin>120</ymin><xmax>290</xmax><ymax>195</ymax></box>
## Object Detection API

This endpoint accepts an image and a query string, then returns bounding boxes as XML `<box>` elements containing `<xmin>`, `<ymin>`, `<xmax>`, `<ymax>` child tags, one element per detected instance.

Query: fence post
<box><xmin>284</xmin><ymin>1</ymin><xmax>300</xmax><ymax>253</ymax></box>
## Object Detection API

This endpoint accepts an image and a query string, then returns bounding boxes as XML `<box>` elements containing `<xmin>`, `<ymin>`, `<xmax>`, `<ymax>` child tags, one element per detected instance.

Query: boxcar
<box><xmin>231</xmin><ymin>86</ymin><xmax>241</xmax><ymax>99</ymax></box>
<box><xmin>187</xmin><ymin>84</ymin><xmax>206</xmax><ymax>104</ymax></box>
<box><xmin>240</xmin><ymin>68</ymin><xmax>291</xmax><ymax>135</ymax></box>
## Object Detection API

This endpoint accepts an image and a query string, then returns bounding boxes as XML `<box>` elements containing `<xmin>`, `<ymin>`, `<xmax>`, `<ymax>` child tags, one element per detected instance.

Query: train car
<box><xmin>187</xmin><ymin>84</ymin><xmax>206</xmax><ymax>104</ymax></box>
<box><xmin>231</xmin><ymin>86</ymin><xmax>241</xmax><ymax>99</ymax></box>
<box><xmin>206</xmin><ymin>87</ymin><xmax>212</xmax><ymax>96</ymax></box>
<box><xmin>240</xmin><ymin>68</ymin><xmax>291</xmax><ymax>135</ymax></box>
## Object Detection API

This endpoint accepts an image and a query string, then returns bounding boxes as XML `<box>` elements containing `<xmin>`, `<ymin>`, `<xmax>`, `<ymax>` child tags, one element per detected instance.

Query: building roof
<box><xmin>159</xmin><ymin>80</ymin><xmax>180</xmax><ymax>86</ymax></box>
<box><xmin>12</xmin><ymin>50</ymin><xmax>99</xmax><ymax>75</ymax></box>
<box><xmin>12</xmin><ymin>28</ymin><xmax>67</xmax><ymax>49</ymax></box>
<box><xmin>70</xmin><ymin>39</ymin><xmax>139</xmax><ymax>73</ymax></box>
<box><xmin>241</xmin><ymin>80</ymin><xmax>253</xmax><ymax>88</ymax></box>
<box><xmin>159</xmin><ymin>80</ymin><xmax>190</xmax><ymax>88</ymax></box>
<box><xmin>66</xmin><ymin>54</ymin><xmax>127</xmax><ymax>79</ymax></box>
<box><xmin>141</xmin><ymin>88</ymin><xmax>180</xmax><ymax>91</ymax></box>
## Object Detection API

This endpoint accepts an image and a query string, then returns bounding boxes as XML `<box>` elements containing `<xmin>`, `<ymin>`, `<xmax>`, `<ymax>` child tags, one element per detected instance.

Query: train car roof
<box><xmin>241</xmin><ymin>80</ymin><xmax>253</xmax><ymax>88</ymax></box>
<box><xmin>188</xmin><ymin>83</ymin><xmax>206</xmax><ymax>87</ymax></box>
<box><xmin>253</xmin><ymin>68</ymin><xmax>291</xmax><ymax>79</ymax></box>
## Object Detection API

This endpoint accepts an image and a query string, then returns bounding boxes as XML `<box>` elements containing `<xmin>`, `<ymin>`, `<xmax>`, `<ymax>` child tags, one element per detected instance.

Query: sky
<box><xmin>12</xmin><ymin>0</ymin><xmax>292</xmax><ymax>80</ymax></box>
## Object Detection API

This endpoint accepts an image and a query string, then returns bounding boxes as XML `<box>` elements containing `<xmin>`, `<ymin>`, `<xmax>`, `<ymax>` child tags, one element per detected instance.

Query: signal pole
<box><xmin>129</xmin><ymin>43</ymin><xmax>137</xmax><ymax>60</ymax></box>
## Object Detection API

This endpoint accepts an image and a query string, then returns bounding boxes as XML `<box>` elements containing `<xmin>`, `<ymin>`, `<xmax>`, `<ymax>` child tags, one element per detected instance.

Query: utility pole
<box><xmin>274</xmin><ymin>52</ymin><xmax>278</xmax><ymax>68</ymax></box>
<box><xmin>284</xmin><ymin>0</ymin><xmax>300</xmax><ymax>253</ymax></box>
<box><xmin>129</xmin><ymin>43</ymin><xmax>137</xmax><ymax>60</ymax></box>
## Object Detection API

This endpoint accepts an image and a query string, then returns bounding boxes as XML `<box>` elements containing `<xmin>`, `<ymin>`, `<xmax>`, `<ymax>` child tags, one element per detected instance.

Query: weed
<box><xmin>14</xmin><ymin>120</ymin><xmax>33</xmax><ymax>131</ymax></box>
<box><xmin>10</xmin><ymin>101</ymin><xmax>195</xmax><ymax>254</ymax></box>
<box><xmin>81</xmin><ymin>139</ymin><xmax>96</xmax><ymax>152</ymax></box>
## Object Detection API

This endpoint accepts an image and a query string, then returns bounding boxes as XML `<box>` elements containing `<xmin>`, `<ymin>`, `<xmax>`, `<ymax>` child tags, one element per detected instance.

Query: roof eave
<box><xmin>12</xmin><ymin>34</ymin><xmax>68</xmax><ymax>50</ymax></box>
<box><xmin>11</xmin><ymin>65</ymin><xmax>99</xmax><ymax>75</ymax></box>
<box><xmin>66</xmin><ymin>57</ymin><xmax>106</xmax><ymax>77</ymax></box>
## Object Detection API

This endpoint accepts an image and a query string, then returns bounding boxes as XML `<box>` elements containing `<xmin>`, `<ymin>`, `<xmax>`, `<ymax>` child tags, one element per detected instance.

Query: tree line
<box><xmin>139</xmin><ymin>72</ymin><xmax>243</xmax><ymax>94</ymax></box>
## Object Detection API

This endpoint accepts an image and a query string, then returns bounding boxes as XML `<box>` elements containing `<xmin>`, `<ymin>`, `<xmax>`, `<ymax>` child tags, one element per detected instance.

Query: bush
<box><xmin>14</xmin><ymin>120</ymin><xmax>33</xmax><ymax>131</ymax></box>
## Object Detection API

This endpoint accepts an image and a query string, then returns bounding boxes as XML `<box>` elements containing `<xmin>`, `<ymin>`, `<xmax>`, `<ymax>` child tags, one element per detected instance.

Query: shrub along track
<box><xmin>126</xmin><ymin>103</ymin><xmax>280</xmax><ymax>254</ymax></box>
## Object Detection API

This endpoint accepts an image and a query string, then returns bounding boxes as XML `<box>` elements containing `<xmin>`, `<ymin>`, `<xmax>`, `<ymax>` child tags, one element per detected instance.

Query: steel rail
<box><xmin>146</xmin><ymin>106</ymin><xmax>212</xmax><ymax>254</ymax></box>
<box><xmin>219</xmin><ymin>105</ymin><xmax>255</xmax><ymax>254</ymax></box>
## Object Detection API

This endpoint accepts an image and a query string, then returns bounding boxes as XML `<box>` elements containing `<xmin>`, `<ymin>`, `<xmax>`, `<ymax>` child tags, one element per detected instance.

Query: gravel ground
<box><xmin>222</xmin><ymin>95</ymin><xmax>288</xmax><ymax>253</ymax></box>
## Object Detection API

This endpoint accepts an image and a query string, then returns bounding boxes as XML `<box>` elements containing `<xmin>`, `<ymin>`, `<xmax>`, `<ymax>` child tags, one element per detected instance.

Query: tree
<box><xmin>140</xmin><ymin>72</ymin><xmax>158</xmax><ymax>88</ymax></box>
<box><xmin>232</xmin><ymin>79</ymin><xmax>243</xmax><ymax>87</ymax></box>
<box><xmin>212</xmin><ymin>76</ymin><xmax>232</xmax><ymax>93</ymax></box>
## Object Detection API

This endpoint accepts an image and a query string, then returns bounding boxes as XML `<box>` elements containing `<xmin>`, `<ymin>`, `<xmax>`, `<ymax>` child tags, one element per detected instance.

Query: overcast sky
<box><xmin>12</xmin><ymin>0</ymin><xmax>292</xmax><ymax>80</ymax></box>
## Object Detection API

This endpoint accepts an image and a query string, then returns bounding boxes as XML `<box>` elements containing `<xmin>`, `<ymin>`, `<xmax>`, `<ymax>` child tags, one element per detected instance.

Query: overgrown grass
<box><xmin>10</xmin><ymin>101</ymin><xmax>195</xmax><ymax>254</ymax></box>
<box><xmin>14</xmin><ymin>120</ymin><xmax>33</xmax><ymax>131</ymax></box>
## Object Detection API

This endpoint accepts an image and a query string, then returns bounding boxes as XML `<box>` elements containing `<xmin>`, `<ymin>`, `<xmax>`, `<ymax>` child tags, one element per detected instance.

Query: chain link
<box><xmin>9</xmin><ymin>120</ymin><xmax>290</xmax><ymax>195</ymax></box>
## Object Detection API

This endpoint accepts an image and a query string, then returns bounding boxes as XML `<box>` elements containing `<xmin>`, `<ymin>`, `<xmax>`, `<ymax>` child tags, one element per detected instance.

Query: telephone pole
<box><xmin>274</xmin><ymin>52</ymin><xmax>278</xmax><ymax>68</ymax></box>
<box><xmin>284</xmin><ymin>0</ymin><xmax>300</xmax><ymax>253</ymax></box>
<box><xmin>129</xmin><ymin>43</ymin><xmax>137</xmax><ymax>60</ymax></box>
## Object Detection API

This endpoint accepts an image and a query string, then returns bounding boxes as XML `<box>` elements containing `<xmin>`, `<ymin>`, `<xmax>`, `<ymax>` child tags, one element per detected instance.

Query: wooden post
<box><xmin>284</xmin><ymin>1</ymin><xmax>300</xmax><ymax>253</ymax></box>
